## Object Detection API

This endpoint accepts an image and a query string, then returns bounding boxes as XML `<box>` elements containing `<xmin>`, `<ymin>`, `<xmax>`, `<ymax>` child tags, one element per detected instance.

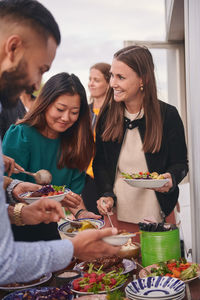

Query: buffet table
<box><xmin>0</xmin><ymin>258</ymin><xmax>199</xmax><ymax>299</ymax></box>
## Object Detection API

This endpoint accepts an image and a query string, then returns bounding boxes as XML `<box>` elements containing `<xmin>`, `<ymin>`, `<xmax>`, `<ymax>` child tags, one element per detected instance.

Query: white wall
<box><xmin>184</xmin><ymin>0</ymin><xmax>200</xmax><ymax>262</ymax></box>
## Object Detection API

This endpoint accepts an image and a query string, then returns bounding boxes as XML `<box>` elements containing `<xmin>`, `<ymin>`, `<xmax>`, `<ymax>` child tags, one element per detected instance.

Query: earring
<box><xmin>140</xmin><ymin>85</ymin><xmax>144</xmax><ymax>92</ymax></box>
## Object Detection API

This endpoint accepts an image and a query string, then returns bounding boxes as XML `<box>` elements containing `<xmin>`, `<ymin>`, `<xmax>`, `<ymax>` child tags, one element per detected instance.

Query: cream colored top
<box><xmin>113</xmin><ymin>109</ymin><xmax>162</xmax><ymax>223</ymax></box>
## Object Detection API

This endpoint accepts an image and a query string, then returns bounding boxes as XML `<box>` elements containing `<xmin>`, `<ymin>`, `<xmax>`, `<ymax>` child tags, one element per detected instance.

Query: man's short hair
<box><xmin>0</xmin><ymin>0</ymin><xmax>61</xmax><ymax>45</ymax></box>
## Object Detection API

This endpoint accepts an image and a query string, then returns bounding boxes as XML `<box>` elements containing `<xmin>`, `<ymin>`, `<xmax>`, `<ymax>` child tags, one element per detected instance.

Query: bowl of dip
<box><xmin>54</xmin><ymin>269</ymin><xmax>81</xmax><ymax>287</ymax></box>
<box><xmin>118</xmin><ymin>240</ymin><xmax>140</xmax><ymax>259</ymax></box>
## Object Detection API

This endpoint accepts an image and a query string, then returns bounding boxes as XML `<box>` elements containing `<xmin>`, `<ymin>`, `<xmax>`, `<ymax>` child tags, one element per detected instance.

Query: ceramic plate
<box><xmin>125</xmin><ymin>290</ymin><xmax>185</xmax><ymax>300</ymax></box>
<box><xmin>125</xmin><ymin>292</ymin><xmax>185</xmax><ymax>300</ymax></box>
<box><xmin>139</xmin><ymin>263</ymin><xmax>200</xmax><ymax>284</ymax></box>
<box><xmin>2</xmin><ymin>286</ymin><xmax>73</xmax><ymax>300</ymax></box>
<box><xmin>74</xmin><ymin>258</ymin><xmax>136</xmax><ymax>275</ymax></box>
<box><xmin>123</xmin><ymin>178</ymin><xmax>168</xmax><ymax>189</ymax></box>
<box><xmin>70</xmin><ymin>281</ymin><xmax>125</xmax><ymax>296</ymax></box>
<box><xmin>58</xmin><ymin>218</ymin><xmax>105</xmax><ymax>237</ymax></box>
<box><xmin>125</xmin><ymin>276</ymin><xmax>185</xmax><ymax>297</ymax></box>
<box><xmin>20</xmin><ymin>189</ymin><xmax>70</xmax><ymax>203</ymax></box>
<box><xmin>0</xmin><ymin>273</ymin><xmax>52</xmax><ymax>291</ymax></box>
<box><xmin>102</xmin><ymin>233</ymin><xmax>136</xmax><ymax>246</ymax></box>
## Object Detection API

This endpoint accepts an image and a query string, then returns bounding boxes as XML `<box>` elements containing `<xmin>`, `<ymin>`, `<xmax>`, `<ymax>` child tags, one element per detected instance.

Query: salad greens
<box><xmin>72</xmin><ymin>264</ymin><xmax>128</xmax><ymax>293</ymax></box>
<box><xmin>147</xmin><ymin>258</ymin><xmax>199</xmax><ymax>281</ymax></box>
<box><xmin>52</xmin><ymin>185</ymin><xmax>66</xmax><ymax>192</ymax></box>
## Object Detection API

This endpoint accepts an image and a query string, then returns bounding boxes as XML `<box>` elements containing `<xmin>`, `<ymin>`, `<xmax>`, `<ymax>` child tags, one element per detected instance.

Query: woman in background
<box><xmin>3</xmin><ymin>72</ymin><xmax>97</xmax><ymax>242</ymax></box>
<box><xmin>82</xmin><ymin>62</ymin><xmax>111</xmax><ymax>213</ymax></box>
<box><xmin>93</xmin><ymin>46</ymin><xmax>188</xmax><ymax>241</ymax></box>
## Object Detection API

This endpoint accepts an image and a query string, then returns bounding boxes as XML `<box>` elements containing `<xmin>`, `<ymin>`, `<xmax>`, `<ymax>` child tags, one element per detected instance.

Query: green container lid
<box><xmin>141</xmin><ymin>229</ymin><xmax>181</xmax><ymax>267</ymax></box>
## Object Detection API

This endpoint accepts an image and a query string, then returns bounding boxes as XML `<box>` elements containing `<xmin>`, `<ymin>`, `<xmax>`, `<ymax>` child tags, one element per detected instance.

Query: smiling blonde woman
<box><xmin>93</xmin><ymin>46</ymin><xmax>188</xmax><ymax>240</ymax></box>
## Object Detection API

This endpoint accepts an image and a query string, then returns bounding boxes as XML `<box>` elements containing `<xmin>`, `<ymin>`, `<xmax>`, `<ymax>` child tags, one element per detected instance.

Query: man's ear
<box><xmin>5</xmin><ymin>35</ymin><xmax>23</xmax><ymax>62</ymax></box>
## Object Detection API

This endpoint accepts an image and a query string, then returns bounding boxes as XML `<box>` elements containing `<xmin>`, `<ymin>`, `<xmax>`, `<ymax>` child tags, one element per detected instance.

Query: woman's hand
<box><xmin>12</xmin><ymin>182</ymin><xmax>42</xmax><ymax>201</ymax></box>
<box><xmin>97</xmin><ymin>196</ymin><xmax>114</xmax><ymax>215</ymax></box>
<box><xmin>61</xmin><ymin>191</ymin><xmax>81</xmax><ymax>209</ymax></box>
<box><xmin>3</xmin><ymin>155</ymin><xmax>24</xmax><ymax>176</ymax></box>
<box><xmin>78</xmin><ymin>209</ymin><xmax>102</xmax><ymax>220</ymax></box>
<box><xmin>152</xmin><ymin>172</ymin><xmax>173</xmax><ymax>193</ymax></box>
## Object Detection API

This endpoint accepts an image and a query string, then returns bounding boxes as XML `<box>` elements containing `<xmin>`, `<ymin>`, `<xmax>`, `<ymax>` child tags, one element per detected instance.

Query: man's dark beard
<box><xmin>0</xmin><ymin>59</ymin><xmax>34</xmax><ymax>109</ymax></box>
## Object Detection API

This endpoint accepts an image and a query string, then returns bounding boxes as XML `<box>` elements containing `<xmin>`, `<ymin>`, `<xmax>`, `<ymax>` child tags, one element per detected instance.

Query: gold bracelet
<box><xmin>13</xmin><ymin>203</ymin><xmax>27</xmax><ymax>226</ymax></box>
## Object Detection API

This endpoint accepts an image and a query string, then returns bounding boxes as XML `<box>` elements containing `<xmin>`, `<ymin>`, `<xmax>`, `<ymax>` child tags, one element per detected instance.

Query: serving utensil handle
<box><xmin>107</xmin><ymin>213</ymin><xmax>114</xmax><ymax>228</ymax></box>
<box><xmin>14</xmin><ymin>168</ymin><xmax>35</xmax><ymax>176</ymax></box>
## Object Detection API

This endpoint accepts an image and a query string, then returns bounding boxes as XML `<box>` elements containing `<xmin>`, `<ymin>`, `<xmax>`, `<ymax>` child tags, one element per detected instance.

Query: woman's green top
<box><xmin>2</xmin><ymin>124</ymin><xmax>85</xmax><ymax>242</ymax></box>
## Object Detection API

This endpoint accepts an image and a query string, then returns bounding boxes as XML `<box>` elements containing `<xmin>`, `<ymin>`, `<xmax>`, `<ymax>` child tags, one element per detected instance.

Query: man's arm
<box><xmin>8</xmin><ymin>198</ymin><xmax>65</xmax><ymax>225</ymax></box>
<box><xmin>0</xmin><ymin>197</ymin><xmax>74</xmax><ymax>285</ymax></box>
<box><xmin>1</xmin><ymin>181</ymin><xmax>120</xmax><ymax>285</ymax></box>
<box><xmin>0</xmin><ymin>149</ymin><xmax>73</xmax><ymax>284</ymax></box>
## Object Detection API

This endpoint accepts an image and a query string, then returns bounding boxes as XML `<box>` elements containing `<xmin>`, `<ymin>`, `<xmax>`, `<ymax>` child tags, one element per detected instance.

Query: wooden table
<box><xmin>0</xmin><ymin>259</ymin><xmax>200</xmax><ymax>299</ymax></box>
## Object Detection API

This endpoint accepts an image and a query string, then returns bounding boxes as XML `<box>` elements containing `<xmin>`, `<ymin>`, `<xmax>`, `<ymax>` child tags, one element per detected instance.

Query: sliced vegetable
<box><xmin>180</xmin><ymin>264</ymin><xmax>199</xmax><ymax>280</ymax></box>
<box><xmin>148</xmin><ymin>258</ymin><xmax>199</xmax><ymax>281</ymax></box>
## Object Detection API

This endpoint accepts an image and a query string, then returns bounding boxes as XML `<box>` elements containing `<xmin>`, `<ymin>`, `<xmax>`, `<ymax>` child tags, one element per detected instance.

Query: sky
<box><xmin>40</xmin><ymin>0</ymin><xmax>166</xmax><ymax>99</ymax></box>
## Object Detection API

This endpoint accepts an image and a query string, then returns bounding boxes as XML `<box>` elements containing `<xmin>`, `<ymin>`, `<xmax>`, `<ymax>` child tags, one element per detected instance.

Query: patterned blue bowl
<box><xmin>125</xmin><ymin>276</ymin><xmax>185</xmax><ymax>298</ymax></box>
<box><xmin>58</xmin><ymin>218</ymin><xmax>105</xmax><ymax>237</ymax></box>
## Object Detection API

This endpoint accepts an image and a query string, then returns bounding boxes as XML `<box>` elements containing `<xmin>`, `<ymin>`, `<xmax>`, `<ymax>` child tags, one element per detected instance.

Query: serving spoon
<box><xmin>135</xmin><ymin>261</ymin><xmax>151</xmax><ymax>276</ymax></box>
<box><xmin>63</xmin><ymin>218</ymin><xmax>82</xmax><ymax>229</ymax></box>
<box><xmin>14</xmin><ymin>168</ymin><xmax>52</xmax><ymax>185</ymax></box>
<box><xmin>102</xmin><ymin>199</ymin><xmax>114</xmax><ymax>228</ymax></box>
<box><xmin>63</xmin><ymin>218</ymin><xmax>97</xmax><ymax>229</ymax></box>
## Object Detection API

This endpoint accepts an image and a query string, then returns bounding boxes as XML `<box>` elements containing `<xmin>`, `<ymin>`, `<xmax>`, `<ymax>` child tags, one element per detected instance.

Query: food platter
<box><xmin>2</xmin><ymin>286</ymin><xmax>73</xmax><ymax>300</ymax></box>
<box><xmin>123</xmin><ymin>178</ymin><xmax>169</xmax><ymax>189</ymax></box>
<box><xmin>0</xmin><ymin>273</ymin><xmax>52</xmax><ymax>291</ymax></box>
<box><xmin>74</xmin><ymin>258</ymin><xmax>136</xmax><ymax>275</ymax></box>
<box><xmin>70</xmin><ymin>280</ymin><xmax>125</xmax><ymax>296</ymax></box>
<box><xmin>20</xmin><ymin>189</ymin><xmax>70</xmax><ymax>203</ymax></box>
<box><xmin>58</xmin><ymin>218</ymin><xmax>105</xmax><ymax>237</ymax></box>
<box><xmin>139</xmin><ymin>263</ymin><xmax>200</xmax><ymax>283</ymax></box>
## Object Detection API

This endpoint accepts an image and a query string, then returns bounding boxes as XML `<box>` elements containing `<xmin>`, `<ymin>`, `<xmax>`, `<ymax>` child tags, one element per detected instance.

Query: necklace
<box><xmin>124</xmin><ymin>106</ymin><xmax>143</xmax><ymax>130</ymax></box>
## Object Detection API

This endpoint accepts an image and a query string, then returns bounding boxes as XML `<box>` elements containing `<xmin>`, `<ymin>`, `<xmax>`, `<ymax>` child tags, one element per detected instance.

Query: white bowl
<box><xmin>102</xmin><ymin>233</ymin><xmax>136</xmax><ymax>246</ymax></box>
<box><xmin>123</xmin><ymin>178</ymin><xmax>169</xmax><ymax>188</ymax></box>
<box><xmin>20</xmin><ymin>189</ymin><xmax>70</xmax><ymax>204</ymax></box>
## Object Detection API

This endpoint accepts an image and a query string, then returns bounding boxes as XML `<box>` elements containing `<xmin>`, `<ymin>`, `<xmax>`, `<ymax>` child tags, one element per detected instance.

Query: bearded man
<box><xmin>0</xmin><ymin>0</ymin><xmax>119</xmax><ymax>285</ymax></box>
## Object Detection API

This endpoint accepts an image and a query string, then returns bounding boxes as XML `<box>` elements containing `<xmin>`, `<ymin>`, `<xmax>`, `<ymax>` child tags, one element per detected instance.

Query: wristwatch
<box><xmin>6</xmin><ymin>179</ymin><xmax>23</xmax><ymax>204</ymax></box>
<box><xmin>13</xmin><ymin>203</ymin><xmax>26</xmax><ymax>226</ymax></box>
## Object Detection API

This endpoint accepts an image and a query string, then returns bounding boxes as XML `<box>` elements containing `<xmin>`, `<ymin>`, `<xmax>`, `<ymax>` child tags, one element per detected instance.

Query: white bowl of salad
<box><xmin>19</xmin><ymin>185</ymin><xmax>70</xmax><ymax>204</ymax></box>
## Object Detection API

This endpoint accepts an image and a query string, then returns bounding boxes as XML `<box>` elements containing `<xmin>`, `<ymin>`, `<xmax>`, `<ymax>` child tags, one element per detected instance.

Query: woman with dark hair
<box><xmin>93</xmin><ymin>46</ymin><xmax>188</xmax><ymax>240</ymax></box>
<box><xmin>2</xmin><ymin>72</ymin><xmax>97</xmax><ymax>242</ymax></box>
<box><xmin>82</xmin><ymin>62</ymin><xmax>111</xmax><ymax>213</ymax></box>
